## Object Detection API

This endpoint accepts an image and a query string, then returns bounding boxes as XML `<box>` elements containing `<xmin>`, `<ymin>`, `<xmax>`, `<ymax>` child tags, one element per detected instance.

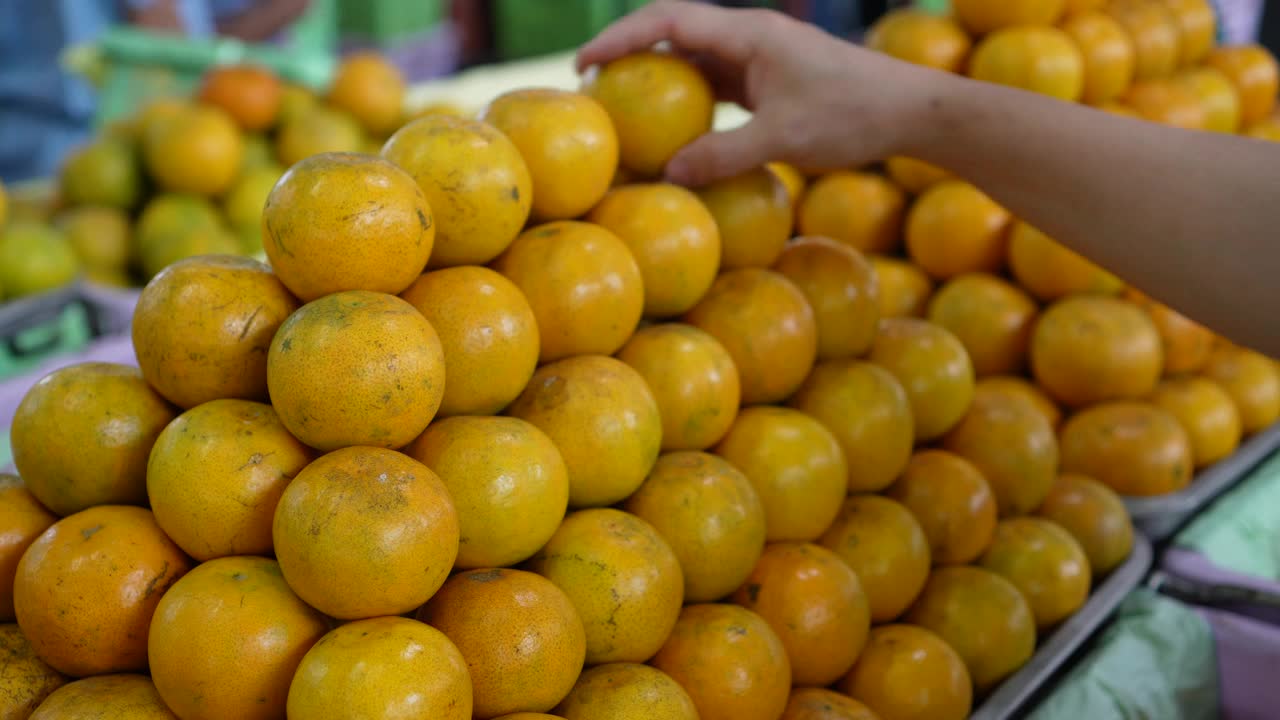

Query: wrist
<box><xmin>893</xmin><ymin>69</ymin><xmax>975</xmax><ymax>163</ymax></box>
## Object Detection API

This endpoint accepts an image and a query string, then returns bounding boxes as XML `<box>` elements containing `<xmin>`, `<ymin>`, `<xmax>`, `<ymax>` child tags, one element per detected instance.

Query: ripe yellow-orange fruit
<box><xmin>198</xmin><ymin>64</ymin><xmax>281</xmax><ymax>131</ymax></box>
<box><xmin>147</xmin><ymin>399</ymin><xmax>313</xmax><ymax>561</ymax></box>
<box><xmin>885</xmin><ymin>156</ymin><xmax>954</xmax><ymax>195</ymax></box>
<box><xmin>774</xmin><ymin>237</ymin><xmax>881</xmax><ymax>360</ymax></box>
<box><xmin>980</xmin><ymin>375</ymin><xmax>1063</xmax><ymax>429</ymax></box>
<box><xmin>887</xmin><ymin>450</ymin><xmax>998</xmax><ymax>566</ymax></box>
<box><xmin>1201</xmin><ymin>345</ymin><xmax>1280</xmax><ymax>433</ymax></box>
<box><xmin>1062</xmin><ymin>10</ymin><xmax>1137</xmax><ymax>105</ymax></box>
<box><xmin>625</xmin><ymin>452</ymin><xmax>766</xmax><ymax>603</ymax></box>
<box><xmin>0</xmin><ymin>623</ymin><xmax>66</xmax><ymax>716</ymax></box>
<box><xmin>840</xmin><ymin>624</ymin><xmax>972</xmax><ymax>720</ymax></box>
<box><xmin>588</xmin><ymin>183</ymin><xmax>720</xmax><ymax>318</ymax></box>
<box><xmin>697</xmin><ymin>168</ymin><xmax>794</xmax><ymax>269</ymax></box>
<box><xmin>768</xmin><ymin>161</ymin><xmax>807</xmax><ymax>207</ymax></box>
<box><xmin>327</xmin><ymin>52</ymin><xmax>406</xmax><ymax>136</ymax></box>
<box><xmin>1125</xmin><ymin>78</ymin><xmax>1208</xmax><ymax>128</ymax></box>
<box><xmin>406</xmin><ymin>416</ymin><xmax>568</xmax><ymax>569</ymax></box>
<box><xmin>0</xmin><ymin>476</ymin><xmax>57</xmax><ymax>622</ymax></box>
<box><xmin>1126</xmin><ymin>291</ymin><xmax>1215</xmax><ymax>375</ymax></box>
<box><xmin>482</xmin><ymin>88</ymin><xmax>618</xmax><ymax>220</ymax></box>
<box><xmin>869</xmin><ymin>317</ymin><xmax>976</xmax><ymax>441</ymax></box>
<box><xmin>400</xmin><ymin>266</ymin><xmax>539</xmax><ymax>416</ymax></box>
<box><xmin>820</xmin><ymin>495</ymin><xmax>931</xmax><ymax>623</ymax></box>
<box><xmin>1032</xmin><ymin>295</ymin><xmax>1163</xmax><ymax>408</ymax></box>
<box><xmin>527</xmin><ymin>508</ymin><xmax>683</xmax><ymax>665</ymax></box>
<box><xmin>1177</xmin><ymin>67</ymin><xmax>1242</xmax><ymax>133</ymax></box>
<box><xmin>267</xmin><ymin>291</ymin><xmax>445</xmax><ymax>450</ymax></box>
<box><xmin>495</xmin><ymin>221</ymin><xmax>643</xmax><ymax>362</ymax></box>
<box><xmin>906</xmin><ymin>181</ymin><xmax>1011</xmax><ymax>280</ymax></box>
<box><xmin>262</xmin><ymin>152</ymin><xmax>434</xmax><ymax>301</ymax></box>
<box><xmin>1206</xmin><ymin>45</ymin><xmax>1280</xmax><ymax>126</ymax></box>
<box><xmin>287</xmin><ymin>617</ymin><xmax>472</xmax><ymax>720</ymax></box>
<box><xmin>583</xmin><ymin>51</ymin><xmax>714</xmax><ymax>177</ymax></box>
<box><xmin>274</xmin><ymin>106</ymin><xmax>364</xmax><ymax>167</ymax></box>
<box><xmin>1007</xmin><ymin>221</ymin><xmax>1123</xmax><ymax>301</ymax></box>
<box><xmin>927</xmin><ymin>273</ymin><xmax>1036</xmax><ymax>377</ymax></box>
<box><xmin>969</xmin><ymin>27</ymin><xmax>1085</xmax><ymax>102</ymax></box>
<box><xmin>1150</xmin><ymin>376</ymin><xmax>1242</xmax><ymax>469</ymax></box>
<box><xmin>508</xmin><ymin>355</ymin><xmax>662</xmax><ymax>508</ymax></box>
<box><xmin>954</xmin><ymin>0</ymin><xmax>1066</xmax><ymax>35</ymax></box>
<box><xmin>273</xmin><ymin>446</ymin><xmax>458</xmax><ymax>619</ymax></box>
<box><xmin>1166</xmin><ymin>0</ymin><xmax>1217</xmax><ymax>66</ymax></box>
<box><xmin>979</xmin><ymin>517</ymin><xmax>1092</xmax><ymax>629</ymax></box>
<box><xmin>781</xmin><ymin>688</ymin><xmax>880</xmax><ymax>720</ymax></box>
<box><xmin>1108</xmin><ymin>0</ymin><xmax>1181</xmax><ymax>81</ymax></box>
<box><xmin>382</xmin><ymin>114</ymin><xmax>532</xmax><ymax>267</ymax></box>
<box><xmin>144</xmin><ymin>104</ymin><xmax>244</xmax><ymax>195</ymax></box>
<box><xmin>556</xmin><ymin>663</ymin><xmax>698</xmax><ymax>720</ymax></box>
<box><xmin>1060</xmin><ymin>401</ymin><xmax>1194</xmax><ymax>496</ymax></box>
<box><xmin>797</xmin><ymin>171</ymin><xmax>906</xmax><ymax>255</ymax></box>
<box><xmin>866</xmin><ymin>9</ymin><xmax>972</xmax><ymax>72</ymax></box>
<box><xmin>1037</xmin><ymin>474</ymin><xmax>1135</xmax><ymax>575</ymax></box>
<box><xmin>870</xmin><ymin>255</ymin><xmax>934</xmax><ymax>318</ymax></box>
<box><xmin>30</xmin><ymin>675</ymin><xmax>175</xmax><ymax>719</ymax></box>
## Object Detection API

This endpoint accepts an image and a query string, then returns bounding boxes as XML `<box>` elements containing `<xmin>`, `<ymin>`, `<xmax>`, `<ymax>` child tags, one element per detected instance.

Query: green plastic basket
<box><xmin>493</xmin><ymin>0</ymin><xmax>653</xmax><ymax>61</ymax></box>
<box><xmin>0</xmin><ymin>301</ymin><xmax>94</xmax><ymax>383</ymax></box>
<box><xmin>338</xmin><ymin>0</ymin><xmax>445</xmax><ymax>46</ymax></box>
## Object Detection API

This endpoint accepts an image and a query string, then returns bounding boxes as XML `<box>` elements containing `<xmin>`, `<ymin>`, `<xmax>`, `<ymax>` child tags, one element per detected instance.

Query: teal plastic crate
<box><xmin>494</xmin><ymin>0</ymin><xmax>652</xmax><ymax>61</ymax></box>
<box><xmin>338</xmin><ymin>0</ymin><xmax>445</xmax><ymax>46</ymax></box>
<box><xmin>0</xmin><ymin>297</ymin><xmax>94</xmax><ymax>383</ymax></box>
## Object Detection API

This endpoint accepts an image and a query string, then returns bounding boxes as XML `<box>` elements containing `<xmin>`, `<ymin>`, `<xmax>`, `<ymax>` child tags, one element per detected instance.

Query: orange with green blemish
<box><xmin>1149</xmin><ymin>376</ymin><xmax>1242</xmax><ymax>468</ymax></box>
<box><xmin>977</xmin><ymin>375</ymin><xmax>1062</xmax><ymax>429</ymax></box>
<box><xmin>418</xmin><ymin>569</ymin><xmax>586</xmax><ymax>720</ymax></box>
<box><xmin>406</xmin><ymin>416</ymin><xmax>568</xmax><ymax>569</ymax></box>
<box><xmin>819</xmin><ymin>495</ymin><xmax>931</xmax><ymax>624</ymax></box>
<box><xmin>14</xmin><ymin>506</ymin><xmax>192</xmax><ymax>677</ymax></box>
<box><xmin>926</xmin><ymin>273</ymin><xmax>1037</xmax><ymax>378</ymax></box>
<box><xmin>887</xmin><ymin>450</ymin><xmax>998</xmax><ymax>566</ymax></box>
<box><xmin>839</xmin><ymin>624</ymin><xmax>972</xmax><ymax>720</ymax></box>
<box><xmin>774</xmin><ymin>236</ymin><xmax>881</xmax><ymax>360</ymax></box>
<box><xmin>262</xmin><ymin>152</ymin><xmax>434</xmax><ymax>301</ymax></box>
<box><xmin>274</xmin><ymin>106</ymin><xmax>365</xmax><ymax>167</ymax></box>
<box><xmin>495</xmin><ymin>221</ymin><xmax>643</xmax><ymax>362</ymax></box>
<box><xmin>0</xmin><ymin>475</ymin><xmax>56</xmax><ymax>622</ymax></box>
<box><xmin>1059</xmin><ymin>401</ymin><xmax>1194</xmax><ymax>497</ymax></box>
<box><xmin>400</xmin><ymin>266</ymin><xmax>539</xmax><ymax>417</ymax></box>
<box><xmin>146</xmin><ymin>399</ymin><xmax>314</xmax><ymax>561</ymax></box>
<box><xmin>527</xmin><ymin>508</ymin><xmax>683</xmax><ymax>665</ymax></box>
<box><xmin>697</xmin><ymin>168</ymin><xmax>793</xmax><ymax>269</ymax></box>
<box><xmin>979</xmin><ymin>517</ymin><xmax>1091</xmax><ymax>630</ymax></box>
<box><xmin>555</xmin><ymin>663</ymin><xmax>698</xmax><ymax>720</ymax></box>
<box><xmin>272</xmin><ymin>446</ymin><xmax>459</xmax><ymax>619</ymax></box>
<box><xmin>617</xmin><ymin>323</ymin><xmax>741</xmax><ymax>451</ymax></box>
<box><xmin>0</xmin><ymin>624</ymin><xmax>66</xmax><ymax>716</ymax></box>
<box><xmin>287</xmin><ymin>617</ymin><xmax>472</xmax><ymax>720</ymax></box>
<box><xmin>1037</xmin><ymin>474</ymin><xmax>1135</xmax><ymax>576</ymax></box>
<box><xmin>781</xmin><ymin>688</ymin><xmax>880</xmax><ymax>720</ymax></box>
<box><xmin>624</xmin><ymin>451</ymin><xmax>766</xmax><ymax>604</ymax></box>
<box><xmin>382</xmin><ymin>114</ymin><xmax>532</xmax><ymax>267</ymax></box>
<box><xmin>1200</xmin><ymin>344</ymin><xmax>1280</xmax><ymax>434</ymax></box>
<box><xmin>10</xmin><ymin>363</ymin><xmax>177</xmax><ymax>516</ymax></box>
<box><xmin>143</xmin><ymin>104</ymin><xmax>244</xmax><ymax>196</ymax></box>
<box><xmin>508</xmin><ymin>355</ymin><xmax>662</xmax><ymax>508</ymax></box>
<box><xmin>29</xmin><ymin>675</ymin><xmax>175</xmax><ymax>719</ymax></box>
<box><xmin>132</xmin><ymin>255</ymin><xmax>299</xmax><ymax>409</ymax></box>
<box><xmin>148</xmin><ymin>556</ymin><xmax>329</xmax><ymax>720</ymax></box>
<box><xmin>869</xmin><ymin>317</ymin><xmax>976</xmax><ymax>441</ymax></box>
<box><xmin>267</xmin><ymin>290</ymin><xmax>445</xmax><ymax>451</ymax></box>
<box><xmin>1033</xmin><ymin>292</ymin><xmax>1163</xmax><ymax>408</ymax></box>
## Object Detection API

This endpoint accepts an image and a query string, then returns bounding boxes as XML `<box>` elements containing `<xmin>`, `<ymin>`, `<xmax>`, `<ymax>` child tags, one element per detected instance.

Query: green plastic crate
<box><xmin>0</xmin><ymin>301</ymin><xmax>94</xmax><ymax>383</ymax></box>
<box><xmin>338</xmin><ymin>0</ymin><xmax>445</xmax><ymax>46</ymax></box>
<box><xmin>494</xmin><ymin>0</ymin><xmax>653</xmax><ymax>61</ymax></box>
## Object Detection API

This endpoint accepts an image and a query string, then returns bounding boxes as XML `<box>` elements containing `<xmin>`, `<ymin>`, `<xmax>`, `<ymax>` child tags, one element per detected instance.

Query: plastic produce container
<box><xmin>337</xmin><ymin>0</ymin><xmax>444</xmax><ymax>47</ymax></box>
<box><xmin>0</xmin><ymin>285</ymin><xmax>95</xmax><ymax>382</ymax></box>
<box><xmin>493</xmin><ymin>0</ymin><xmax>652</xmax><ymax>60</ymax></box>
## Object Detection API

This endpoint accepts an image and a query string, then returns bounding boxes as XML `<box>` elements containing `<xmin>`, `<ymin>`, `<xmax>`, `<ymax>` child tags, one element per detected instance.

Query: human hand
<box><xmin>577</xmin><ymin>1</ymin><xmax>943</xmax><ymax>185</ymax></box>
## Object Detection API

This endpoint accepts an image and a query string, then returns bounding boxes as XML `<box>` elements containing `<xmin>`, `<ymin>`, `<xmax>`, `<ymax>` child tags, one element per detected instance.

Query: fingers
<box><xmin>665</xmin><ymin>121</ymin><xmax>774</xmax><ymax>187</ymax></box>
<box><xmin>576</xmin><ymin>1</ymin><xmax>760</xmax><ymax>72</ymax></box>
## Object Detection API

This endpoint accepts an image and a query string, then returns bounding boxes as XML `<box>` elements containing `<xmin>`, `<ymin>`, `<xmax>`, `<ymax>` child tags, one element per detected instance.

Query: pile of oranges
<box><xmin>2</xmin><ymin>1</ymin><xmax>1280</xmax><ymax>719</ymax></box>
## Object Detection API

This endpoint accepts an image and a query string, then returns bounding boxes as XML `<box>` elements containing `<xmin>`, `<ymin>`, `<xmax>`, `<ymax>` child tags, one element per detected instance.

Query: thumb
<box><xmin>665</xmin><ymin>120</ymin><xmax>774</xmax><ymax>187</ymax></box>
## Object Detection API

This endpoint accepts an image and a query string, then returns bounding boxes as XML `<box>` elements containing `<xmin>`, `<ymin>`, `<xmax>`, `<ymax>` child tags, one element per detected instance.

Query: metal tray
<box><xmin>971</xmin><ymin>532</ymin><xmax>1153</xmax><ymax>720</ymax></box>
<box><xmin>1124</xmin><ymin>423</ymin><xmax>1280</xmax><ymax>542</ymax></box>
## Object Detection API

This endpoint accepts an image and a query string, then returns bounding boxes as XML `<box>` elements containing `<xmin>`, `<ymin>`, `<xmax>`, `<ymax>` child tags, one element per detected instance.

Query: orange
<box><xmin>888</xmin><ymin>450</ymin><xmax>998</xmax><ymax>566</ymax></box>
<box><xmin>1166</xmin><ymin>0</ymin><xmax>1217</xmax><ymax>66</ymax></box>
<box><xmin>1062</xmin><ymin>10</ymin><xmax>1137</xmax><ymax>105</ymax></box>
<box><xmin>774</xmin><ymin>237</ymin><xmax>880</xmax><ymax>360</ymax></box>
<box><xmin>904</xmin><ymin>566</ymin><xmax>1036</xmax><ymax>691</ymax></box>
<box><xmin>528</xmin><ymin>509</ymin><xmax>683</xmax><ymax>664</ymax></box>
<box><xmin>624</xmin><ymin>452</ymin><xmax>766</xmax><ymax>603</ymax></box>
<box><xmin>697</xmin><ymin>168</ymin><xmax>794</xmax><ymax>268</ymax></box>
<box><xmin>143</xmin><ymin>104</ymin><xmax>244</xmax><ymax>195</ymax></box>
<box><xmin>869</xmin><ymin>317</ymin><xmax>976</xmax><ymax>441</ymax></box>
<box><xmin>1007</xmin><ymin>221</ymin><xmax>1123</xmax><ymax>301</ymax></box>
<box><xmin>866</xmin><ymin>10</ymin><xmax>972</xmax><ymax>72</ymax></box>
<box><xmin>969</xmin><ymin>27</ymin><xmax>1085</xmax><ymax>102</ymax></box>
<box><xmin>769</xmin><ymin>161</ymin><xmax>807</xmax><ymax>207</ymax></box>
<box><xmin>978</xmin><ymin>375</ymin><xmax>1063</xmax><ymax>429</ymax></box>
<box><xmin>583</xmin><ymin>51</ymin><xmax>714</xmax><ymax>177</ymax></box>
<box><xmin>651</xmin><ymin>604</ymin><xmax>791</xmax><ymax>720</ymax></box>
<box><xmin>197</xmin><ymin>65</ymin><xmax>281</xmax><ymax>131</ymax></box>
<box><xmin>714</xmin><ymin>406</ymin><xmax>847</xmax><ymax>542</ymax></box>
<box><xmin>419</xmin><ymin>569</ymin><xmax>587</xmax><ymax>719</ymax></box>
<box><xmin>0</xmin><ymin>477</ymin><xmax>57</xmax><ymax>622</ymax></box>
<box><xmin>1038</xmin><ymin>474</ymin><xmax>1135</xmax><ymax>575</ymax></box>
<box><xmin>147</xmin><ymin>399</ymin><xmax>313</xmax><ymax>560</ymax></box>
<box><xmin>406</xmin><ymin>416</ymin><xmax>567</xmax><ymax>568</ymax></box>
<box><xmin>262</xmin><ymin>152</ymin><xmax>433</xmax><ymax>301</ymax></box>
<box><xmin>273</xmin><ymin>446</ymin><xmax>458</xmax><ymax>619</ymax></box>
<box><xmin>781</xmin><ymin>688</ymin><xmax>880</xmax><ymax>720</ymax></box>
<box><xmin>1032</xmin><ymin>295</ymin><xmax>1163</xmax><ymax>408</ymax></box>
<box><xmin>1206</xmin><ymin>45</ymin><xmax>1280</xmax><ymax>126</ymax></box>
<box><xmin>1060</xmin><ymin>401</ymin><xmax>1194</xmax><ymax>496</ymax></box>
<box><xmin>29</xmin><ymin>675</ymin><xmax>174</xmax><ymax>719</ymax></box>
<box><xmin>1177</xmin><ymin>66</ymin><xmax>1242</xmax><ymax>132</ymax></box>
<box><xmin>327</xmin><ymin>52</ymin><xmax>406</xmax><ymax>136</ymax></box>
<box><xmin>509</xmin><ymin>355</ymin><xmax>662</xmax><ymax>508</ymax></box>
<box><xmin>684</xmin><ymin>268</ymin><xmax>818</xmax><ymax>404</ymax></box>
<box><xmin>1246</xmin><ymin>115</ymin><xmax>1280</xmax><ymax>140</ymax></box>
<box><xmin>133</xmin><ymin>192</ymin><xmax>223</xmax><ymax>268</ymax></box>
<box><xmin>481</xmin><ymin>88</ymin><xmax>618</xmax><ymax>220</ymax></box>
<box><xmin>0</xmin><ymin>222</ymin><xmax>78</xmax><ymax>299</ymax></box>
<box><xmin>1124</xmin><ymin>78</ymin><xmax>1208</xmax><ymax>128</ymax></box>
<box><xmin>954</xmin><ymin>0</ymin><xmax>1066</xmax><ymax>35</ymax></box>
<box><xmin>381</xmin><ymin>114</ymin><xmax>532</xmax><ymax>267</ymax></box>
<box><xmin>733</xmin><ymin>543</ymin><xmax>870</xmax><ymax>686</ymax></box>
<box><xmin>267</xmin><ymin>291</ymin><xmax>444</xmax><ymax>450</ymax></box>
<box><xmin>943</xmin><ymin>381</ymin><xmax>1060</xmax><ymax>516</ymax></box>
<box><xmin>132</xmin><ymin>255</ymin><xmax>298</xmax><ymax>409</ymax></box>
<box><xmin>400</xmin><ymin>266</ymin><xmax>539</xmax><ymax>416</ymax></box>
<box><xmin>223</xmin><ymin>165</ymin><xmax>283</xmax><ymax>247</ymax></box>
<box><xmin>58</xmin><ymin>204</ymin><xmax>131</xmax><ymax>272</ymax></box>
<box><xmin>495</xmin><ymin>221</ymin><xmax>643</xmax><ymax>361</ymax></box>
<box><xmin>275</xmin><ymin>106</ymin><xmax>365</xmax><ymax>166</ymax></box>
<box><xmin>1108</xmin><ymin>0</ymin><xmax>1182</xmax><ymax>81</ymax></box>
<box><xmin>617</xmin><ymin>323</ymin><xmax>741</xmax><ymax>451</ymax></box>
<box><xmin>840</xmin><ymin>624</ymin><xmax>972</xmax><ymax>720</ymax></box>
<box><xmin>979</xmin><ymin>517</ymin><xmax>1091</xmax><ymax>629</ymax></box>
<box><xmin>0</xmin><ymin>623</ymin><xmax>65</xmax><ymax>716</ymax></box>
<box><xmin>884</xmin><ymin>156</ymin><xmax>954</xmax><ymax>195</ymax></box>
<box><xmin>1125</xmin><ymin>292</ymin><xmax>1214</xmax><ymax>375</ymax></box>
<box><xmin>790</xmin><ymin>360</ymin><xmax>914</xmax><ymax>493</ymax></box>
<box><xmin>1201</xmin><ymin>345</ymin><xmax>1280</xmax><ymax>433</ymax></box>
<box><xmin>906</xmin><ymin>181</ymin><xmax>1011</xmax><ymax>280</ymax></box>
<box><xmin>59</xmin><ymin>138</ymin><xmax>141</xmax><ymax>209</ymax></box>
<box><xmin>138</xmin><ymin>224</ymin><xmax>240</xmax><ymax>281</ymax></box>
<box><xmin>556</xmin><ymin>663</ymin><xmax>697</xmax><ymax>720</ymax></box>
<box><xmin>148</xmin><ymin>556</ymin><xmax>329</xmax><ymax>720</ymax></box>
<box><xmin>1097</xmin><ymin>100</ymin><xmax>1144</xmax><ymax>116</ymax></box>
<box><xmin>15</xmin><ymin>506</ymin><xmax>190</xmax><ymax>677</ymax></box>
<box><xmin>870</xmin><ymin>255</ymin><xmax>934</xmax><ymax>318</ymax></box>
<box><xmin>927</xmin><ymin>273</ymin><xmax>1036</xmax><ymax>377</ymax></box>
<box><xmin>287</xmin><ymin>617</ymin><xmax>471</xmax><ymax>720</ymax></box>
<box><xmin>10</xmin><ymin>363</ymin><xmax>176</xmax><ymax>516</ymax></box>
<box><xmin>589</xmin><ymin>183</ymin><xmax>720</xmax><ymax>317</ymax></box>
<box><xmin>820</xmin><ymin>495</ymin><xmax>930</xmax><ymax>623</ymax></box>
<box><xmin>797</xmin><ymin>171</ymin><xmax>905</xmax><ymax>254</ymax></box>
